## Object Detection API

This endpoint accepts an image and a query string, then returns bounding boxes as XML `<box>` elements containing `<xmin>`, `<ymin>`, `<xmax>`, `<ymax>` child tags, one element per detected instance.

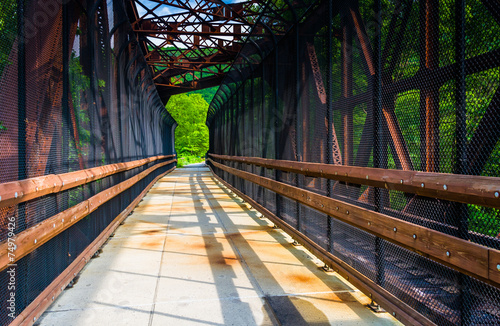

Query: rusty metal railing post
<box><xmin>419</xmin><ymin>0</ymin><xmax>440</xmax><ymax>172</ymax></box>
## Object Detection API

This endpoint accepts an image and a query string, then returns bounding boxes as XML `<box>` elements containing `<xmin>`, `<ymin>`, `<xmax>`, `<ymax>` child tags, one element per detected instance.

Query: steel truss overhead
<box><xmin>126</xmin><ymin>0</ymin><xmax>297</xmax><ymax>103</ymax></box>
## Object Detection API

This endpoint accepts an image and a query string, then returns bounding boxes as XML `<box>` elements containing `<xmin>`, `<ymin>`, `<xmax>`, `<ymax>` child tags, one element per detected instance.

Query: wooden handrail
<box><xmin>209</xmin><ymin>154</ymin><xmax>500</xmax><ymax>209</ymax></box>
<box><xmin>0</xmin><ymin>159</ymin><xmax>177</xmax><ymax>273</ymax></box>
<box><xmin>0</xmin><ymin>155</ymin><xmax>176</xmax><ymax>209</ymax></box>
<box><xmin>208</xmin><ymin>158</ymin><xmax>500</xmax><ymax>288</ymax></box>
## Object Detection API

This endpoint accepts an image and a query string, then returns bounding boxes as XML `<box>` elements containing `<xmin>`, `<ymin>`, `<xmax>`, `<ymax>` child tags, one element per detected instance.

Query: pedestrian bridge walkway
<box><xmin>38</xmin><ymin>165</ymin><xmax>399</xmax><ymax>326</ymax></box>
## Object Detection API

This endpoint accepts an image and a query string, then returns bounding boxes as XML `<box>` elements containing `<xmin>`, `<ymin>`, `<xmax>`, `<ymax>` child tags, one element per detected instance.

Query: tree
<box><xmin>166</xmin><ymin>93</ymin><xmax>210</xmax><ymax>158</ymax></box>
<box><xmin>0</xmin><ymin>0</ymin><xmax>16</xmax><ymax>78</ymax></box>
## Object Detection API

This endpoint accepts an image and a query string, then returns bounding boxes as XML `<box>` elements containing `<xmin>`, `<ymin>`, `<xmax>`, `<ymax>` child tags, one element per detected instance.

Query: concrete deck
<box><xmin>38</xmin><ymin>164</ymin><xmax>401</xmax><ymax>326</ymax></box>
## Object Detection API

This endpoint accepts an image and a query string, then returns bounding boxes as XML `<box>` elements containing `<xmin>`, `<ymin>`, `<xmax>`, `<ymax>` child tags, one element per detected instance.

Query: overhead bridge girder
<box><xmin>127</xmin><ymin>0</ymin><xmax>291</xmax><ymax>103</ymax></box>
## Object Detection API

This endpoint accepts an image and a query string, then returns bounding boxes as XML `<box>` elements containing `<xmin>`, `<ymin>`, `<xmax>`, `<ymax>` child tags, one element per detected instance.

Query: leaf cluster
<box><xmin>166</xmin><ymin>93</ymin><xmax>211</xmax><ymax>158</ymax></box>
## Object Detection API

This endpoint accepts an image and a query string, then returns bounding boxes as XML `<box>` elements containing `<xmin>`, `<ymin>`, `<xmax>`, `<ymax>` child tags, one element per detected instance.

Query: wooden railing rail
<box><xmin>209</xmin><ymin>154</ymin><xmax>500</xmax><ymax>209</ymax></box>
<box><xmin>0</xmin><ymin>155</ymin><xmax>176</xmax><ymax>209</ymax></box>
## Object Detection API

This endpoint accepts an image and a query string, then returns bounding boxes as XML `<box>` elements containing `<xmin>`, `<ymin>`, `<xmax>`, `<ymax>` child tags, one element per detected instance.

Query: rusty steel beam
<box><xmin>209</xmin><ymin>154</ymin><xmax>500</xmax><ymax>210</ymax></box>
<box><xmin>348</xmin><ymin>3</ymin><xmax>414</xmax><ymax>171</ymax></box>
<box><xmin>208</xmin><ymin>158</ymin><xmax>500</xmax><ymax>288</ymax></box>
<box><xmin>135</xmin><ymin>30</ymin><xmax>250</xmax><ymax>36</ymax></box>
<box><xmin>127</xmin><ymin>0</ymin><xmax>289</xmax><ymax>97</ymax></box>
<box><xmin>419</xmin><ymin>0</ymin><xmax>440</xmax><ymax>172</ymax></box>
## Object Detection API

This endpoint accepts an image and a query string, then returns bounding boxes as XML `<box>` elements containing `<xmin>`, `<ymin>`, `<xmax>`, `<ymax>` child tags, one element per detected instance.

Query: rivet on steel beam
<box><xmin>443</xmin><ymin>185</ymin><xmax>447</xmax><ymax>190</ymax></box>
<box><xmin>36</xmin><ymin>187</ymin><xmax>38</xmax><ymax>191</ymax></box>
<box><xmin>34</xmin><ymin>239</ymin><xmax>37</xmax><ymax>244</ymax></box>
<box><xmin>496</xmin><ymin>264</ymin><xmax>500</xmax><ymax>271</ymax></box>
<box><xmin>421</xmin><ymin>183</ymin><xmax>425</xmax><ymax>188</ymax></box>
<box><xmin>446</xmin><ymin>251</ymin><xmax>451</xmax><ymax>257</ymax></box>
<box><xmin>54</xmin><ymin>183</ymin><xmax>56</xmax><ymax>187</ymax></box>
<box><xmin>393</xmin><ymin>227</ymin><xmax>397</xmax><ymax>232</ymax></box>
<box><xmin>346</xmin><ymin>210</ymin><xmax>349</xmax><ymax>215</ymax></box>
<box><xmin>62</xmin><ymin>182</ymin><xmax>65</xmax><ymax>186</ymax></box>
<box><xmin>413</xmin><ymin>234</ymin><xmax>417</xmax><ymax>239</ymax></box>
<box><xmin>62</xmin><ymin>219</ymin><xmax>64</xmax><ymax>222</ymax></box>
<box><xmin>53</xmin><ymin>224</ymin><xmax>55</xmax><ymax>228</ymax></box>
<box><xmin>400</xmin><ymin>180</ymin><xmax>403</xmax><ymax>184</ymax></box>
<box><xmin>52</xmin><ymin>296</ymin><xmax>54</xmax><ymax>301</ymax></box>
<box><xmin>495</xmin><ymin>192</ymin><xmax>499</xmax><ymax>198</ymax></box>
<box><xmin>14</xmin><ymin>192</ymin><xmax>18</xmax><ymax>198</ymax></box>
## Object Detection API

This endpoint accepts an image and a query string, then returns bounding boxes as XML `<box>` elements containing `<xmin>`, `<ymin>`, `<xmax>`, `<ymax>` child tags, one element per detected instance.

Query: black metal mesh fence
<box><xmin>207</xmin><ymin>0</ymin><xmax>500</xmax><ymax>324</ymax></box>
<box><xmin>0</xmin><ymin>1</ymin><xmax>175</xmax><ymax>324</ymax></box>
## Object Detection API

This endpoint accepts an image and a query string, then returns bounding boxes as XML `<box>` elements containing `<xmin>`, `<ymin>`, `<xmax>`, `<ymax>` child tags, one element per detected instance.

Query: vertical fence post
<box><xmin>455</xmin><ymin>0</ymin><xmax>471</xmax><ymax>324</ymax></box>
<box><xmin>62</xmin><ymin>4</ymin><xmax>70</xmax><ymax>166</ymax></box>
<box><xmin>373</xmin><ymin>0</ymin><xmax>385</xmax><ymax>289</ymax></box>
<box><xmin>295</xmin><ymin>25</ymin><xmax>302</xmax><ymax>232</ymax></box>
<box><xmin>17</xmin><ymin>0</ymin><xmax>28</xmax><ymax>314</ymax></box>
<box><xmin>274</xmin><ymin>45</ymin><xmax>282</xmax><ymax>219</ymax></box>
<box><xmin>17</xmin><ymin>0</ymin><xmax>26</xmax><ymax>182</ymax></box>
<box><xmin>326</xmin><ymin>0</ymin><xmax>334</xmax><ymax>253</ymax></box>
<box><xmin>261</xmin><ymin>62</ymin><xmax>267</xmax><ymax>207</ymax></box>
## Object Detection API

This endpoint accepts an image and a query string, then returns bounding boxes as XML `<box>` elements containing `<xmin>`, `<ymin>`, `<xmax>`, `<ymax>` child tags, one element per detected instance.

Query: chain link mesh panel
<box><xmin>207</xmin><ymin>0</ymin><xmax>500</xmax><ymax>324</ymax></box>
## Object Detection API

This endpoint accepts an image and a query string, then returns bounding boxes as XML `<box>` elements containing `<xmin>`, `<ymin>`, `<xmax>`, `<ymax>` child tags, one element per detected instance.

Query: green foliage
<box><xmin>69</xmin><ymin>51</ymin><xmax>91</xmax><ymax>162</ymax></box>
<box><xmin>176</xmin><ymin>155</ymin><xmax>205</xmax><ymax>168</ymax></box>
<box><xmin>166</xmin><ymin>93</ymin><xmax>210</xmax><ymax>160</ymax></box>
<box><xmin>0</xmin><ymin>0</ymin><xmax>16</xmax><ymax>77</ymax></box>
<box><xmin>0</xmin><ymin>121</ymin><xmax>6</xmax><ymax>131</ymax></box>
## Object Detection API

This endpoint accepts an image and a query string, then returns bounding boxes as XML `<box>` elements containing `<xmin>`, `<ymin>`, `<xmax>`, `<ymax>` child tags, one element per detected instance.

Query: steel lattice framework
<box><xmin>126</xmin><ymin>0</ymin><xmax>297</xmax><ymax>103</ymax></box>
